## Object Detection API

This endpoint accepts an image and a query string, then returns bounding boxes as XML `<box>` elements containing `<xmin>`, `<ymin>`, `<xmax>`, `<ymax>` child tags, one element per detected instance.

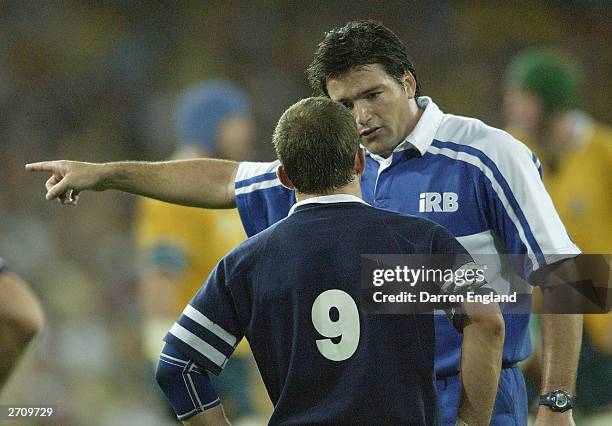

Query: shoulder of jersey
<box><xmin>235</xmin><ymin>160</ymin><xmax>281</xmax><ymax>182</ymax></box>
<box><xmin>433</xmin><ymin>113</ymin><xmax>534</xmax><ymax>163</ymax></box>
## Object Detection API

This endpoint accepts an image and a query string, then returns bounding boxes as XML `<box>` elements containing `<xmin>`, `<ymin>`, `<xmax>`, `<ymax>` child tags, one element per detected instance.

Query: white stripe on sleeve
<box><xmin>428</xmin><ymin>145</ymin><xmax>540</xmax><ymax>270</ymax></box>
<box><xmin>183</xmin><ymin>305</ymin><xmax>237</xmax><ymax>347</ymax></box>
<box><xmin>235</xmin><ymin>178</ymin><xmax>282</xmax><ymax>196</ymax></box>
<box><xmin>235</xmin><ymin>160</ymin><xmax>280</xmax><ymax>183</ymax></box>
<box><xmin>169</xmin><ymin>323</ymin><xmax>228</xmax><ymax>368</ymax></box>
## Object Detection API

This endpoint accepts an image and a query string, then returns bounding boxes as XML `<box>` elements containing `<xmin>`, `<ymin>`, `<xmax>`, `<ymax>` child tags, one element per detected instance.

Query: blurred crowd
<box><xmin>0</xmin><ymin>1</ymin><xmax>610</xmax><ymax>425</ymax></box>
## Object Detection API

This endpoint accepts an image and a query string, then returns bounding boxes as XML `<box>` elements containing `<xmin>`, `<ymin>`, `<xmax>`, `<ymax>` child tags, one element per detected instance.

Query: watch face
<box><xmin>555</xmin><ymin>393</ymin><xmax>568</xmax><ymax>408</ymax></box>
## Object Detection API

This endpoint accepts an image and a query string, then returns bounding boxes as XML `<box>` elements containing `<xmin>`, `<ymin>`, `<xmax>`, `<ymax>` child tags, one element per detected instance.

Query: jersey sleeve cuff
<box><xmin>163</xmin><ymin>332</ymin><xmax>226</xmax><ymax>376</ymax></box>
<box><xmin>540</xmin><ymin>244</ymin><xmax>581</xmax><ymax>267</ymax></box>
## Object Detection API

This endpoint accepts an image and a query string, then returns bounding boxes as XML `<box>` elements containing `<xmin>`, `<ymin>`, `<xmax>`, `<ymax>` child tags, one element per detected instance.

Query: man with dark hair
<box><xmin>307</xmin><ymin>21</ymin><xmax>421</xmax><ymax>99</ymax></box>
<box><xmin>28</xmin><ymin>20</ymin><xmax>581</xmax><ymax>426</ymax></box>
<box><xmin>155</xmin><ymin>96</ymin><xmax>504</xmax><ymax>425</ymax></box>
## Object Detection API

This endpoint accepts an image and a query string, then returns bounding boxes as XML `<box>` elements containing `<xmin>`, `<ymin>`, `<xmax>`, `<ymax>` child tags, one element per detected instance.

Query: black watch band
<box><xmin>539</xmin><ymin>389</ymin><xmax>575</xmax><ymax>412</ymax></box>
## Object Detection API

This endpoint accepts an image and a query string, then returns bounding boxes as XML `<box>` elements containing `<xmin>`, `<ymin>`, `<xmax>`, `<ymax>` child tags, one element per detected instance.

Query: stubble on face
<box><xmin>326</xmin><ymin>64</ymin><xmax>419</xmax><ymax>158</ymax></box>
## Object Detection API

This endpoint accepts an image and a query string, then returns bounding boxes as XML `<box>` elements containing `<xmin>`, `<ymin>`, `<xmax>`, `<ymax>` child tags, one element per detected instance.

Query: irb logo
<box><xmin>419</xmin><ymin>192</ymin><xmax>458</xmax><ymax>212</ymax></box>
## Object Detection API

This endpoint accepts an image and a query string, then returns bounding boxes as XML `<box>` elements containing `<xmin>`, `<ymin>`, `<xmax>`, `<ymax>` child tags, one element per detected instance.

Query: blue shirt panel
<box><xmin>361</xmin><ymin>148</ymin><xmax>532</xmax><ymax>375</ymax></box>
<box><xmin>236</xmin><ymin>185</ymin><xmax>294</xmax><ymax>237</ymax></box>
<box><xmin>362</xmin><ymin>149</ymin><xmax>488</xmax><ymax>238</ymax></box>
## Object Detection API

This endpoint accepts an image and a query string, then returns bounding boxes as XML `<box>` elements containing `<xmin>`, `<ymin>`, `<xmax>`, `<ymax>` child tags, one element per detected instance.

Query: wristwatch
<box><xmin>539</xmin><ymin>389</ymin><xmax>575</xmax><ymax>412</ymax></box>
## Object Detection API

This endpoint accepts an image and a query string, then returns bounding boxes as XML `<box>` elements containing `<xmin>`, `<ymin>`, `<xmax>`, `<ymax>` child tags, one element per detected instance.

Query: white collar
<box><xmin>367</xmin><ymin>96</ymin><xmax>444</xmax><ymax>162</ymax></box>
<box><xmin>288</xmin><ymin>194</ymin><xmax>369</xmax><ymax>216</ymax></box>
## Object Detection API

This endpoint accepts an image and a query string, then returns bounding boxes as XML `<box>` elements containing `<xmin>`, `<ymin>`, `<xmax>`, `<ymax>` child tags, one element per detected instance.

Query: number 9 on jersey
<box><xmin>311</xmin><ymin>289</ymin><xmax>360</xmax><ymax>361</ymax></box>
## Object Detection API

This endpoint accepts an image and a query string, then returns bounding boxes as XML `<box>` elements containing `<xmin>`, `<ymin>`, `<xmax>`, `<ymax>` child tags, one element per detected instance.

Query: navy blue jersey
<box><xmin>165</xmin><ymin>197</ymin><xmax>472</xmax><ymax>425</ymax></box>
<box><xmin>233</xmin><ymin>97</ymin><xmax>581</xmax><ymax>377</ymax></box>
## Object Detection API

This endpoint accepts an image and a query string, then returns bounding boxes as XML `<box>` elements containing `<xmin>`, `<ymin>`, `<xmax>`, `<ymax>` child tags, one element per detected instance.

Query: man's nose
<box><xmin>353</xmin><ymin>101</ymin><xmax>372</xmax><ymax>126</ymax></box>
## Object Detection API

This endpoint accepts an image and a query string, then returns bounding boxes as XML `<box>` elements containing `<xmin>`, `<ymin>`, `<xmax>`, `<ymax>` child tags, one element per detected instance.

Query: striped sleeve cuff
<box><xmin>163</xmin><ymin>305</ymin><xmax>239</xmax><ymax>376</ymax></box>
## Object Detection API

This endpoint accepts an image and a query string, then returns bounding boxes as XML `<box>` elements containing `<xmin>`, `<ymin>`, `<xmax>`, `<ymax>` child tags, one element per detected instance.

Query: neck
<box><xmin>294</xmin><ymin>179</ymin><xmax>363</xmax><ymax>203</ymax></box>
<box><xmin>405</xmin><ymin>98</ymin><xmax>424</xmax><ymax>137</ymax></box>
<box><xmin>381</xmin><ymin>98</ymin><xmax>423</xmax><ymax>158</ymax></box>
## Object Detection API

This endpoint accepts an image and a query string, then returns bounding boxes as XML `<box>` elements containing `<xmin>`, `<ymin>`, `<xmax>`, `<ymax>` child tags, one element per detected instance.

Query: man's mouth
<box><xmin>360</xmin><ymin>127</ymin><xmax>381</xmax><ymax>138</ymax></box>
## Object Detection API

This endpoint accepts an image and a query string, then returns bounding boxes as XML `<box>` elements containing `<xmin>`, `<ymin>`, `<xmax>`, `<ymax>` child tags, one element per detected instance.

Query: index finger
<box><xmin>25</xmin><ymin>162</ymin><xmax>58</xmax><ymax>172</ymax></box>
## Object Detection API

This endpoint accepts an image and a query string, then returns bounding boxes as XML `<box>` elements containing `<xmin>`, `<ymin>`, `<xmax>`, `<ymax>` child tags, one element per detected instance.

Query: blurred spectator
<box><xmin>0</xmin><ymin>256</ymin><xmax>44</xmax><ymax>391</ymax></box>
<box><xmin>134</xmin><ymin>80</ymin><xmax>267</xmax><ymax>422</ymax></box>
<box><xmin>504</xmin><ymin>48</ymin><xmax>612</xmax><ymax>423</ymax></box>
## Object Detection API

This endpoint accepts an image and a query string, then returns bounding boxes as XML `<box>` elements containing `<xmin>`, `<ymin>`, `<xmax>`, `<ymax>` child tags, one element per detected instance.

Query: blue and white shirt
<box><xmin>233</xmin><ymin>97</ymin><xmax>580</xmax><ymax>377</ymax></box>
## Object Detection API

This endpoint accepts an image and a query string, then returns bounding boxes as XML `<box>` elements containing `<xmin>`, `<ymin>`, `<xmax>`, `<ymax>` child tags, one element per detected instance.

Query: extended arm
<box><xmin>457</xmin><ymin>301</ymin><xmax>505</xmax><ymax>426</ymax></box>
<box><xmin>25</xmin><ymin>158</ymin><xmax>239</xmax><ymax>208</ymax></box>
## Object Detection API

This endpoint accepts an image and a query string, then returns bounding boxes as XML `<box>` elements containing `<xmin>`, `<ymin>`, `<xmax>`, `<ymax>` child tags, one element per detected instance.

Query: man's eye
<box><xmin>367</xmin><ymin>92</ymin><xmax>381</xmax><ymax>100</ymax></box>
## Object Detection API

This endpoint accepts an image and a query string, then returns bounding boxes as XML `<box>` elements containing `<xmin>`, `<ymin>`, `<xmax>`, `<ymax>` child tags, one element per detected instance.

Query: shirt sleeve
<box><xmin>477</xmin><ymin>133</ymin><xmax>581</xmax><ymax>279</ymax></box>
<box><xmin>234</xmin><ymin>161</ymin><xmax>296</xmax><ymax>237</ymax></box>
<box><xmin>156</xmin><ymin>342</ymin><xmax>220</xmax><ymax>421</ymax></box>
<box><xmin>163</xmin><ymin>258</ymin><xmax>243</xmax><ymax>375</ymax></box>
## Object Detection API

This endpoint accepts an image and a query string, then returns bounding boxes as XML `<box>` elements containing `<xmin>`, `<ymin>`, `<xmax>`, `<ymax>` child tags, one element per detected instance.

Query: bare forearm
<box><xmin>105</xmin><ymin>159</ymin><xmax>239</xmax><ymax>208</ymax></box>
<box><xmin>458</xmin><ymin>305</ymin><xmax>505</xmax><ymax>426</ymax></box>
<box><xmin>183</xmin><ymin>405</ymin><xmax>230</xmax><ymax>426</ymax></box>
<box><xmin>532</xmin><ymin>259</ymin><xmax>583</xmax><ymax>425</ymax></box>
<box><xmin>26</xmin><ymin>158</ymin><xmax>239</xmax><ymax>208</ymax></box>
<box><xmin>535</xmin><ymin>259</ymin><xmax>583</xmax><ymax>392</ymax></box>
<box><xmin>540</xmin><ymin>313</ymin><xmax>582</xmax><ymax>393</ymax></box>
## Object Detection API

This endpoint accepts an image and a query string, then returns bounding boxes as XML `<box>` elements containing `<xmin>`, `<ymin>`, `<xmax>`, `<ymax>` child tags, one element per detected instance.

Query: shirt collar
<box><xmin>366</xmin><ymin>96</ymin><xmax>444</xmax><ymax>162</ymax></box>
<box><xmin>288</xmin><ymin>194</ymin><xmax>369</xmax><ymax>216</ymax></box>
<box><xmin>397</xmin><ymin>96</ymin><xmax>444</xmax><ymax>155</ymax></box>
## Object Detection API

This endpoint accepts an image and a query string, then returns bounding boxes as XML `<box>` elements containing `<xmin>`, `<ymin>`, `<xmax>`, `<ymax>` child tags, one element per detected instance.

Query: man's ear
<box><xmin>402</xmin><ymin>72</ymin><xmax>417</xmax><ymax>98</ymax></box>
<box><xmin>354</xmin><ymin>148</ymin><xmax>366</xmax><ymax>176</ymax></box>
<box><xmin>276</xmin><ymin>165</ymin><xmax>296</xmax><ymax>190</ymax></box>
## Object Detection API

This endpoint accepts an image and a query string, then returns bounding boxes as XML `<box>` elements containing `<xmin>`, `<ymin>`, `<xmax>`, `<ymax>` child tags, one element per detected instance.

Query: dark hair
<box><xmin>273</xmin><ymin>97</ymin><xmax>360</xmax><ymax>194</ymax></box>
<box><xmin>306</xmin><ymin>20</ymin><xmax>421</xmax><ymax>97</ymax></box>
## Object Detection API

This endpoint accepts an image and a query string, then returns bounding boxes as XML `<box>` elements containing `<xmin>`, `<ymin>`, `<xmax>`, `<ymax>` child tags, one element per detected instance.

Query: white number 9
<box><xmin>311</xmin><ymin>289</ymin><xmax>360</xmax><ymax>361</ymax></box>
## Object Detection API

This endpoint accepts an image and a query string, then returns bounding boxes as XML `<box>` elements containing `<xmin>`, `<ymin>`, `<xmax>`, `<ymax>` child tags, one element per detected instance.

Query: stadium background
<box><xmin>1</xmin><ymin>1</ymin><xmax>610</xmax><ymax>425</ymax></box>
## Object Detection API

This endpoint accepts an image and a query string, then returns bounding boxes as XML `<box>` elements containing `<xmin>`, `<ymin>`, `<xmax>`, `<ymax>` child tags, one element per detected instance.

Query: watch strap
<box><xmin>539</xmin><ymin>390</ymin><xmax>575</xmax><ymax>412</ymax></box>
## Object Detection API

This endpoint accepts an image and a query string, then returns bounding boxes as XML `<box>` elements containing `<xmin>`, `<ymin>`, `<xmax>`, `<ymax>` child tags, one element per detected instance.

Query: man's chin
<box><xmin>361</xmin><ymin>139</ymin><xmax>393</xmax><ymax>158</ymax></box>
